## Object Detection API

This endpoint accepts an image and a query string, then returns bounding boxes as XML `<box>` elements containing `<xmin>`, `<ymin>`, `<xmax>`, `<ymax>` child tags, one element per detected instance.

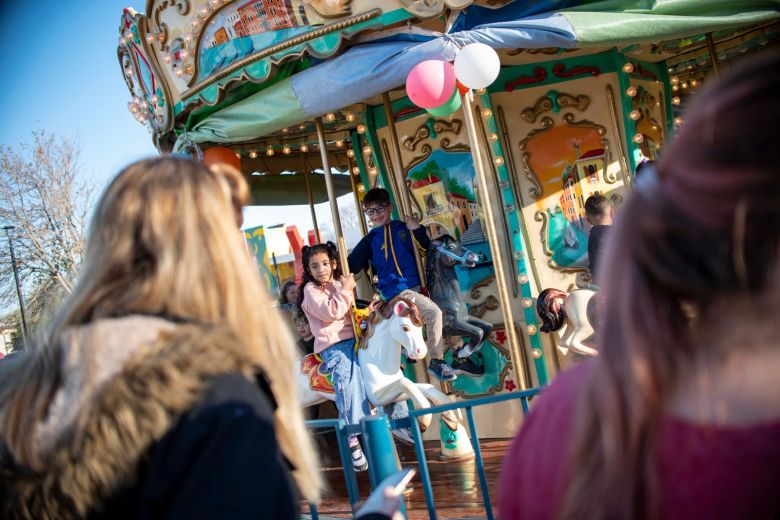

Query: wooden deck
<box><xmin>306</xmin><ymin>433</ymin><xmax>511</xmax><ymax>519</ymax></box>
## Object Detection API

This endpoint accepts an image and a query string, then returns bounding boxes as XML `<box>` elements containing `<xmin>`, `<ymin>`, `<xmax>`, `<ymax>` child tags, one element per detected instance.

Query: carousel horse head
<box><xmin>363</xmin><ymin>296</ymin><xmax>427</xmax><ymax>360</ymax></box>
<box><xmin>537</xmin><ymin>287</ymin><xmax>598</xmax><ymax>357</ymax></box>
<box><xmin>430</xmin><ymin>234</ymin><xmax>481</xmax><ymax>268</ymax></box>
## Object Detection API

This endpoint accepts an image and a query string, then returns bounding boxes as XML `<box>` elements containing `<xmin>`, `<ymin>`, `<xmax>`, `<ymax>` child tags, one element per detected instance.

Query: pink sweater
<box><xmin>301</xmin><ymin>279</ymin><xmax>355</xmax><ymax>354</ymax></box>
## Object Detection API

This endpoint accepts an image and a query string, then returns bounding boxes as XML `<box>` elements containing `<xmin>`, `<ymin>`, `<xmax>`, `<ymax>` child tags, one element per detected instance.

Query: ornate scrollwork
<box><xmin>552</xmin><ymin>63</ymin><xmax>600</xmax><ymax>78</ymax></box>
<box><xmin>397</xmin><ymin>0</ymin><xmax>472</xmax><ymax>18</ymax></box>
<box><xmin>520</xmin><ymin>96</ymin><xmax>554</xmax><ymax>123</ymax></box>
<box><xmin>403</xmin><ymin>144</ymin><xmax>433</xmax><ymax>177</ymax></box>
<box><xmin>533</xmin><ymin>211</ymin><xmax>553</xmax><ymax>257</ymax></box>
<box><xmin>433</xmin><ymin>118</ymin><xmax>463</xmax><ymax>136</ymax></box>
<box><xmin>402</xmin><ymin>118</ymin><xmax>462</xmax><ymax>151</ymax></box>
<box><xmin>469</xmin><ymin>274</ymin><xmax>496</xmax><ymax>300</ymax></box>
<box><xmin>440</xmin><ymin>138</ymin><xmax>470</xmax><ymax>153</ymax></box>
<box><xmin>519</xmin><ymin>116</ymin><xmax>554</xmax><ymax>150</ymax></box>
<box><xmin>558</xmin><ymin>93</ymin><xmax>590</xmax><ymax>112</ymax></box>
<box><xmin>505</xmin><ymin>66</ymin><xmax>547</xmax><ymax>92</ymax></box>
<box><xmin>403</xmin><ymin>126</ymin><xmax>431</xmax><ymax>152</ymax></box>
<box><xmin>610</xmin><ymin>193</ymin><xmax>624</xmax><ymax>206</ymax></box>
<box><xmin>520</xmin><ymin>152</ymin><xmax>543</xmax><ymax>200</ymax></box>
<box><xmin>151</xmin><ymin>0</ymin><xmax>190</xmax><ymax>50</ymax></box>
<box><xmin>470</xmin><ymin>295</ymin><xmax>499</xmax><ymax>319</ymax></box>
<box><xmin>562</xmin><ymin>113</ymin><xmax>607</xmax><ymax>135</ymax></box>
<box><xmin>601</xmin><ymin>139</ymin><xmax>617</xmax><ymax>184</ymax></box>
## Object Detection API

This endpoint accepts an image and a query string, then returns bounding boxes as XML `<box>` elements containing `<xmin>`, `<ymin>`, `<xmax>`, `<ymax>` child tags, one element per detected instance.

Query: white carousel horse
<box><xmin>296</xmin><ymin>297</ymin><xmax>461</xmax><ymax>431</ymax></box>
<box><xmin>536</xmin><ymin>288</ymin><xmax>599</xmax><ymax>357</ymax></box>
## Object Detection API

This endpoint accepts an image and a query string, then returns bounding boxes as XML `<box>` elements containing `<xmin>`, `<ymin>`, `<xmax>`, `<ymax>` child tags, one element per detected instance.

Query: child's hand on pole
<box><xmin>404</xmin><ymin>215</ymin><xmax>421</xmax><ymax>230</ymax></box>
<box><xmin>341</xmin><ymin>273</ymin><xmax>357</xmax><ymax>291</ymax></box>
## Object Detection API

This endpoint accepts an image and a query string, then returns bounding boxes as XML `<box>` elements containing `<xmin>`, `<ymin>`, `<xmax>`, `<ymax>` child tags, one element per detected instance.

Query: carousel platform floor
<box><xmin>304</xmin><ymin>433</ymin><xmax>512</xmax><ymax>520</ymax></box>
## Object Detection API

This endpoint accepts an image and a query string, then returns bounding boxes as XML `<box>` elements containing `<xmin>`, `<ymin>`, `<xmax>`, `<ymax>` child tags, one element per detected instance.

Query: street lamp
<box><xmin>3</xmin><ymin>225</ymin><xmax>28</xmax><ymax>350</ymax></box>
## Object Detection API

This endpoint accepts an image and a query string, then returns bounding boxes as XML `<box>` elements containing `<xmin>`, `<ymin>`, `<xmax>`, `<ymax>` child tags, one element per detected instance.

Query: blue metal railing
<box><xmin>304</xmin><ymin>387</ymin><xmax>542</xmax><ymax>520</ymax></box>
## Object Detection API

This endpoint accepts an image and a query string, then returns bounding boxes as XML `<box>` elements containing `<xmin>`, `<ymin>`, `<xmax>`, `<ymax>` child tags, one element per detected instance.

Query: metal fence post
<box><xmin>360</xmin><ymin>414</ymin><xmax>405</xmax><ymax>516</ymax></box>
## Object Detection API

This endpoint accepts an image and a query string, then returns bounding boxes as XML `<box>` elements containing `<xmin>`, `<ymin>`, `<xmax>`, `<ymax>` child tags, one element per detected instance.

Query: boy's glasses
<box><xmin>364</xmin><ymin>205</ymin><xmax>388</xmax><ymax>217</ymax></box>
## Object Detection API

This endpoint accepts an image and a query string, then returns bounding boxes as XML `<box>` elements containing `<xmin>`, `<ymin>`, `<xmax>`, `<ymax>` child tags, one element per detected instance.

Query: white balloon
<box><xmin>454</xmin><ymin>43</ymin><xmax>501</xmax><ymax>89</ymax></box>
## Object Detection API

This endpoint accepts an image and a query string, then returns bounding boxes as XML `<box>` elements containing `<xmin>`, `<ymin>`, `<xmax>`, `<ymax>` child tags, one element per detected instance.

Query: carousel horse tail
<box><xmin>537</xmin><ymin>288</ymin><xmax>568</xmax><ymax>333</ymax></box>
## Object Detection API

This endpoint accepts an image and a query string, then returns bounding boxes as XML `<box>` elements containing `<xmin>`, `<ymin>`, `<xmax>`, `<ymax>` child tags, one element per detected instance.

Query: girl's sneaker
<box><xmin>350</xmin><ymin>444</ymin><xmax>369</xmax><ymax>472</ymax></box>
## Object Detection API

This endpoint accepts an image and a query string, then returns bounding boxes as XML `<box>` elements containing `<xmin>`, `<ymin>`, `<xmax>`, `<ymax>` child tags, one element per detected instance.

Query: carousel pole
<box><xmin>301</xmin><ymin>153</ymin><xmax>321</xmax><ymax>243</ymax></box>
<box><xmin>705</xmin><ymin>33</ymin><xmax>720</xmax><ymax>78</ymax></box>
<box><xmin>315</xmin><ymin>117</ymin><xmax>350</xmax><ymax>274</ymax></box>
<box><xmin>460</xmin><ymin>89</ymin><xmax>529</xmax><ymax>390</ymax></box>
<box><xmin>382</xmin><ymin>92</ymin><xmax>426</xmax><ymax>288</ymax></box>
<box><xmin>347</xmin><ymin>154</ymin><xmax>369</xmax><ymax>236</ymax></box>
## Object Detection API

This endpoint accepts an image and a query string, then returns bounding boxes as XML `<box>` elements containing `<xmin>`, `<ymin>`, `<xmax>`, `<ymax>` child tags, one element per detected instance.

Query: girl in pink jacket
<box><xmin>297</xmin><ymin>242</ymin><xmax>370</xmax><ymax>472</ymax></box>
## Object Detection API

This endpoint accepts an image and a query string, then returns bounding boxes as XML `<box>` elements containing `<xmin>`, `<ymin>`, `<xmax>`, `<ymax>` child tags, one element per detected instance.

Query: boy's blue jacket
<box><xmin>348</xmin><ymin>220</ymin><xmax>430</xmax><ymax>299</ymax></box>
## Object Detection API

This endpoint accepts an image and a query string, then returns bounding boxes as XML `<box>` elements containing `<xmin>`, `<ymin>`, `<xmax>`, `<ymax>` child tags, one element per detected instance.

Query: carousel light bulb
<box><xmin>671</xmin><ymin>76</ymin><xmax>679</xmax><ymax>84</ymax></box>
<box><xmin>249</xmin><ymin>151</ymin><xmax>258</xmax><ymax>159</ymax></box>
<box><xmin>298</xmin><ymin>124</ymin><xmax>306</xmax><ymax>130</ymax></box>
<box><xmin>625</xmin><ymin>86</ymin><xmax>638</xmax><ymax>97</ymax></box>
<box><xmin>494</xmin><ymin>156</ymin><xmax>504</xmax><ymax>166</ymax></box>
<box><xmin>671</xmin><ymin>96</ymin><xmax>681</xmax><ymax>105</ymax></box>
<box><xmin>266</xmin><ymin>146</ymin><xmax>274</xmax><ymax>156</ymax></box>
<box><xmin>209</xmin><ymin>0</ymin><xmax>219</xmax><ymax>6</ymax></box>
<box><xmin>632</xmin><ymin>133</ymin><xmax>645</xmax><ymax>144</ymax></box>
<box><xmin>300</xmin><ymin>144</ymin><xmax>309</xmax><ymax>153</ymax></box>
<box><xmin>184</xmin><ymin>33</ymin><xmax>193</xmax><ymax>43</ymax></box>
<box><xmin>346</xmin><ymin>112</ymin><xmax>356</xmax><ymax>122</ymax></box>
<box><xmin>518</xmin><ymin>274</ymin><xmax>529</xmax><ymax>284</ymax></box>
<box><xmin>282</xmin><ymin>145</ymin><xmax>291</xmax><ymax>155</ymax></box>
<box><xmin>488</xmin><ymin>133</ymin><xmax>498</xmax><ymax>143</ymax></box>
<box><xmin>681</xmin><ymin>81</ymin><xmax>688</xmax><ymax>89</ymax></box>
<box><xmin>150</xmin><ymin>95</ymin><xmax>160</xmax><ymax>105</ymax></box>
<box><xmin>629</xmin><ymin>110</ymin><xmax>642</xmax><ymax>121</ymax></box>
<box><xmin>481</xmin><ymin>108</ymin><xmax>493</xmax><ymax>119</ymax></box>
<box><xmin>672</xmin><ymin>84</ymin><xmax>679</xmax><ymax>92</ymax></box>
<box><xmin>125</xmin><ymin>67</ymin><xmax>134</xmax><ymax>76</ymax></box>
<box><xmin>521</xmin><ymin>297</ymin><xmax>533</xmax><ymax>308</ymax></box>
<box><xmin>180</xmin><ymin>49</ymin><xmax>189</xmax><ymax>59</ymax></box>
<box><xmin>118</xmin><ymin>36</ymin><xmax>127</xmax><ymax>46</ymax></box>
<box><xmin>674</xmin><ymin>116</ymin><xmax>683</xmax><ymax>125</ymax></box>
<box><xmin>362</xmin><ymin>145</ymin><xmax>372</xmax><ymax>155</ymax></box>
<box><xmin>622</xmin><ymin>62</ymin><xmax>635</xmax><ymax>73</ymax></box>
<box><xmin>358</xmin><ymin>183</ymin><xmax>366</xmax><ymax>193</ymax></box>
<box><xmin>335</xmin><ymin>139</ymin><xmax>344</xmax><ymax>148</ymax></box>
<box><xmin>690</xmin><ymin>79</ymin><xmax>698</xmax><ymax>87</ymax></box>
<box><xmin>282</xmin><ymin>127</ymin><xmax>289</xmax><ymax>133</ymax></box>
<box><xmin>368</xmin><ymin>167</ymin><xmax>378</xmax><ymax>175</ymax></box>
<box><xmin>526</xmin><ymin>325</ymin><xmax>537</xmax><ymax>335</ymax></box>
<box><xmin>346</xmin><ymin>149</ymin><xmax>355</xmax><ymax>158</ymax></box>
<box><xmin>234</xmin><ymin>152</ymin><xmax>241</xmax><ymax>159</ymax></box>
<box><xmin>199</xmin><ymin>6</ymin><xmax>210</xmax><ymax>16</ymax></box>
<box><xmin>146</xmin><ymin>33</ymin><xmax>156</xmax><ymax>44</ymax></box>
<box><xmin>357</xmin><ymin>124</ymin><xmax>367</xmax><ymax>134</ymax></box>
<box><xmin>352</xmin><ymin>166</ymin><xmax>360</xmax><ymax>175</ymax></box>
<box><xmin>325</xmin><ymin>112</ymin><xmax>336</xmax><ymax>122</ymax></box>
<box><xmin>174</xmin><ymin>68</ymin><xmax>184</xmax><ymax>77</ymax></box>
<box><xmin>531</xmin><ymin>348</ymin><xmax>542</xmax><ymax>359</ymax></box>
<box><xmin>191</xmin><ymin>19</ymin><xmax>200</xmax><ymax>28</ymax></box>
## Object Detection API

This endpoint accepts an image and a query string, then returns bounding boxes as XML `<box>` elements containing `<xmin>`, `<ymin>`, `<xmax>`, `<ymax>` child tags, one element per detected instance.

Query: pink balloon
<box><xmin>405</xmin><ymin>60</ymin><xmax>456</xmax><ymax>109</ymax></box>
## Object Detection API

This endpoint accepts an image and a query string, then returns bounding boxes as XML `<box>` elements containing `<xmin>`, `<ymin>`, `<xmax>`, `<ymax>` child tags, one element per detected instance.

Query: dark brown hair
<box><xmin>362</xmin><ymin>188</ymin><xmax>391</xmax><ymax>208</ymax></box>
<box><xmin>584</xmin><ymin>193</ymin><xmax>610</xmax><ymax>219</ymax></box>
<box><xmin>561</xmin><ymin>49</ymin><xmax>780</xmax><ymax>519</ymax></box>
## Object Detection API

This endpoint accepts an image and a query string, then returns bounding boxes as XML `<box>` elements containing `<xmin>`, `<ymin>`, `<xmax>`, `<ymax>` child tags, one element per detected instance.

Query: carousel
<box><xmin>115</xmin><ymin>1</ymin><xmax>780</xmax><ymax>516</ymax></box>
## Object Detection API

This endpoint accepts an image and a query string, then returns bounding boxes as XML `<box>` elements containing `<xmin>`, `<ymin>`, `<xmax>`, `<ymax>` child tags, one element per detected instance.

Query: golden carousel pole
<box><xmin>315</xmin><ymin>117</ymin><xmax>349</xmax><ymax>274</ymax></box>
<box><xmin>301</xmin><ymin>152</ymin><xmax>321</xmax><ymax>243</ymax></box>
<box><xmin>460</xmin><ymin>89</ymin><xmax>528</xmax><ymax>390</ymax></box>
<box><xmin>381</xmin><ymin>92</ymin><xmax>426</xmax><ymax>289</ymax></box>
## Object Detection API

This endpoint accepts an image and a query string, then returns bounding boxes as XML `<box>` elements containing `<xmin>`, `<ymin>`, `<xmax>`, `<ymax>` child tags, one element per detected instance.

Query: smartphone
<box><xmin>389</xmin><ymin>467</ymin><xmax>416</xmax><ymax>495</ymax></box>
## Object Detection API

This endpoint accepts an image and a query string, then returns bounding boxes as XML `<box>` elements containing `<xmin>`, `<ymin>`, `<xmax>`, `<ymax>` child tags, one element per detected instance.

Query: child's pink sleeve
<box><xmin>301</xmin><ymin>283</ymin><xmax>353</xmax><ymax>322</ymax></box>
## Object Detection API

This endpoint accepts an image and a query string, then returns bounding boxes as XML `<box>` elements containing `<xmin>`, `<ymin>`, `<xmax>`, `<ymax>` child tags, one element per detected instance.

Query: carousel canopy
<box><xmin>246</xmin><ymin>171</ymin><xmax>353</xmax><ymax>206</ymax></box>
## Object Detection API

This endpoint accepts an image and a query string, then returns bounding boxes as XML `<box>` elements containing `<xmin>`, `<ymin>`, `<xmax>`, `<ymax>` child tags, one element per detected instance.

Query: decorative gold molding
<box><xmin>605</xmin><ymin>84</ymin><xmax>631</xmax><ymax>188</ymax></box>
<box><xmin>469</xmin><ymin>274</ymin><xmax>496</xmax><ymax>300</ymax></box>
<box><xmin>601</xmin><ymin>139</ymin><xmax>617</xmax><ymax>184</ymax></box>
<box><xmin>403</xmin><ymin>144</ymin><xmax>433</xmax><ymax>178</ymax></box>
<box><xmin>402</xmin><ymin>118</ymin><xmax>463</xmax><ymax>152</ymax></box>
<box><xmin>521</xmin><ymin>92</ymin><xmax>589</xmax><ymax>123</ymax></box>
<box><xmin>519</xmin><ymin>116</ymin><xmax>554</xmax><ymax>150</ymax></box>
<box><xmin>562</xmin><ymin>113</ymin><xmax>606</xmax><ymax>135</ymax></box>
<box><xmin>470</xmin><ymin>296</ymin><xmax>499</xmax><ymax>319</ymax></box>
<box><xmin>182</xmin><ymin>8</ymin><xmax>383</xmax><ymax>100</ymax></box>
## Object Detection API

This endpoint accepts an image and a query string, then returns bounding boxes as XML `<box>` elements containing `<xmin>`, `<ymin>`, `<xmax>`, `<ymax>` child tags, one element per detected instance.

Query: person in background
<box><xmin>279</xmin><ymin>280</ymin><xmax>298</xmax><ymax>307</ymax></box>
<box><xmin>498</xmin><ymin>49</ymin><xmax>780</xmax><ymax>520</ymax></box>
<box><xmin>296</xmin><ymin>310</ymin><xmax>315</xmax><ymax>356</ymax></box>
<box><xmin>583</xmin><ymin>193</ymin><xmax>613</xmax><ymax>286</ymax></box>
<box><xmin>348</xmin><ymin>188</ymin><xmax>464</xmax><ymax>381</ymax></box>
<box><xmin>0</xmin><ymin>157</ymin><xmax>398</xmax><ymax>519</ymax></box>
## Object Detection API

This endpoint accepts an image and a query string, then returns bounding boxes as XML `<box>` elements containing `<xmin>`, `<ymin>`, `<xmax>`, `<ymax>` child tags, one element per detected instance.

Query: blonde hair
<box><xmin>0</xmin><ymin>157</ymin><xmax>322</xmax><ymax>502</ymax></box>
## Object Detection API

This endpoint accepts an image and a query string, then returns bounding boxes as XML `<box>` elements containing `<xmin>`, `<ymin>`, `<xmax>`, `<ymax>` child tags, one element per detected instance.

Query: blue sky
<box><xmin>0</xmin><ymin>0</ymin><xmax>351</xmax><ymax>250</ymax></box>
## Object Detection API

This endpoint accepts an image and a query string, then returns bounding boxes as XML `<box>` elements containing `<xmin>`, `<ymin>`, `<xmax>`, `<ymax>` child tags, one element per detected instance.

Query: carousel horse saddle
<box><xmin>300</xmin><ymin>353</ymin><xmax>335</xmax><ymax>394</ymax></box>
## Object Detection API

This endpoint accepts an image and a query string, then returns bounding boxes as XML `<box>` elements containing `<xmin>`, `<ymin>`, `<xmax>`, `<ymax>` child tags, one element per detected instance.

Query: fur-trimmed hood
<box><xmin>0</xmin><ymin>316</ymin><xmax>260</xmax><ymax>519</ymax></box>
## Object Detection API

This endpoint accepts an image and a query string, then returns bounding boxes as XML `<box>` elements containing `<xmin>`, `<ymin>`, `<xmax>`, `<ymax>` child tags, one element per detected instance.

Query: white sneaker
<box><xmin>350</xmin><ymin>445</ymin><xmax>368</xmax><ymax>472</ymax></box>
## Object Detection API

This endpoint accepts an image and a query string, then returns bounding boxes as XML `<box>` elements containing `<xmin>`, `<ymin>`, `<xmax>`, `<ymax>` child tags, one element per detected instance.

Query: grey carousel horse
<box><xmin>426</xmin><ymin>235</ymin><xmax>493</xmax><ymax>359</ymax></box>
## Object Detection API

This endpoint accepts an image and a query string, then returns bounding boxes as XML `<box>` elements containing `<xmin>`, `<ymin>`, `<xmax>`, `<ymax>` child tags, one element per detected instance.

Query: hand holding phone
<box><xmin>354</xmin><ymin>468</ymin><xmax>416</xmax><ymax>519</ymax></box>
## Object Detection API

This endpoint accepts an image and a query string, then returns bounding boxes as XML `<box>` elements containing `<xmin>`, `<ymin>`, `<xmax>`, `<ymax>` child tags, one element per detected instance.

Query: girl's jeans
<box><xmin>320</xmin><ymin>338</ymin><xmax>410</xmax><ymax>431</ymax></box>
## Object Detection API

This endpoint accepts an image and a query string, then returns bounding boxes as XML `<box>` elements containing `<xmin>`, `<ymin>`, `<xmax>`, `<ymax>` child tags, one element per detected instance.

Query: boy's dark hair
<box><xmin>362</xmin><ymin>188</ymin><xmax>391</xmax><ymax>208</ymax></box>
<box><xmin>296</xmin><ymin>241</ymin><xmax>342</xmax><ymax>307</ymax></box>
<box><xmin>584</xmin><ymin>193</ymin><xmax>611</xmax><ymax>219</ymax></box>
<box><xmin>634</xmin><ymin>159</ymin><xmax>655</xmax><ymax>179</ymax></box>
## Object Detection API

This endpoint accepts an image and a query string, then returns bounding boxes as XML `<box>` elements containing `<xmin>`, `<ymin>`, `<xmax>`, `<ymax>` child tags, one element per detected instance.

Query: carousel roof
<box><xmin>117</xmin><ymin>1</ymin><xmax>780</xmax><ymax>154</ymax></box>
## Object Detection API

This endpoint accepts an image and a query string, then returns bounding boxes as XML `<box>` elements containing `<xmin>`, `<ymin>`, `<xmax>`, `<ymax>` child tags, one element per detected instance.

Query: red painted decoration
<box><xmin>636</xmin><ymin>63</ymin><xmax>658</xmax><ymax>81</ymax></box>
<box><xmin>552</xmin><ymin>63</ymin><xmax>600</xmax><ymax>78</ymax></box>
<box><xmin>395</xmin><ymin>106</ymin><xmax>425</xmax><ymax>119</ymax></box>
<box><xmin>504</xmin><ymin>380</ymin><xmax>517</xmax><ymax>392</ymax></box>
<box><xmin>286</xmin><ymin>225</ymin><xmax>304</xmax><ymax>284</ymax></box>
<box><xmin>505</xmin><ymin>66</ymin><xmax>547</xmax><ymax>92</ymax></box>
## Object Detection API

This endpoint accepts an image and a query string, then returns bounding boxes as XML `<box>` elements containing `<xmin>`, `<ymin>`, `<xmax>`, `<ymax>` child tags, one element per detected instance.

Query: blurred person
<box><xmin>296</xmin><ymin>310</ymin><xmax>315</xmax><ymax>356</ymax></box>
<box><xmin>499</xmin><ymin>50</ymin><xmax>780</xmax><ymax>519</ymax></box>
<box><xmin>279</xmin><ymin>279</ymin><xmax>298</xmax><ymax>307</ymax></box>
<box><xmin>0</xmin><ymin>157</ymin><xmax>397</xmax><ymax>519</ymax></box>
